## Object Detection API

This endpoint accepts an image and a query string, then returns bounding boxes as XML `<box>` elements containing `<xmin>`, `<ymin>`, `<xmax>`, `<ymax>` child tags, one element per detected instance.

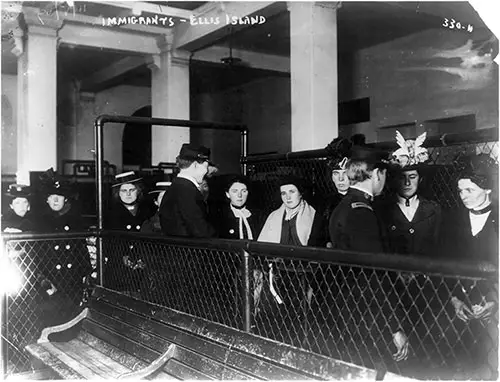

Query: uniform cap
<box><xmin>178</xmin><ymin>143</ymin><xmax>213</xmax><ymax>165</ymax></box>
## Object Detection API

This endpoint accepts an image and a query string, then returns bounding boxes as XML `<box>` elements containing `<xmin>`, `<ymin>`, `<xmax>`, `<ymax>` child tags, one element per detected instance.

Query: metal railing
<box><xmin>3</xmin><ymin>231</ymin><xmax>497</xmax><ymax>379</ymax></box>
<box><xmin>1</xmin><ymin>232</ymin><xmax>96</xmax><ymax>375</ymax></box>
<box><xmin>243</xmin><ymin>128</ymin><xmax>499</xmax><ymax>213</ymax></box>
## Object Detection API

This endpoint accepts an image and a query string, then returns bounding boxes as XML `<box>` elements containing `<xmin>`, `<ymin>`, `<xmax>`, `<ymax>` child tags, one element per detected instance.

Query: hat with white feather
<box><xmin>390</xmin><ymin>131</ymin><xmax>430</xmax><ymax>170</ymax></box>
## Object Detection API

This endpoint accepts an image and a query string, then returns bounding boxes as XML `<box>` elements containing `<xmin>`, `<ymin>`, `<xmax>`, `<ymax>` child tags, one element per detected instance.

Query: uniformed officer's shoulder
<box><xmin>351</xmin><ymin>202</ymin><xmax>373</xmax><ymax>211</ymax></box>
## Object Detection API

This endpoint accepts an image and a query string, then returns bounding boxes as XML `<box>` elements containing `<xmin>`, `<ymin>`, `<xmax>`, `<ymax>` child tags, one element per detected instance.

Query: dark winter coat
<box><xmin>159</xmin><ymin>177</ymin><xmax>216</xmax><ymax>238</ymax></box>
<box><xmin>378</xmin><ymin>196</ymin><xmax>442</xmax><ymax>256</ymax></box>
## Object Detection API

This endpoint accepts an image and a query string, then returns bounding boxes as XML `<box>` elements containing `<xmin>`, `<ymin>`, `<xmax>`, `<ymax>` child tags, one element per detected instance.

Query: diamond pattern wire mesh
<box><xmin>246</xmin><ymin>141</ymin><xmax>499</xmax><ymax>214</ymax></box>
<box><xmin>102</xmin><ymin>236</ymin><xmax>243</xmax><ymax>329</ymax></box>
<box><xmin>2</xmin><ymin>236</ymin><xmax>92</xmax><ymax>375</ymax></box>
<box><xmin>2</xmin><ymin>233</ymin><xmax>498</xmax><ymax>380</ymax></box>
<box><xmin>250</xmin><ymin>253</ymin><xmax>498</xmax><ymax>380</ymax></box>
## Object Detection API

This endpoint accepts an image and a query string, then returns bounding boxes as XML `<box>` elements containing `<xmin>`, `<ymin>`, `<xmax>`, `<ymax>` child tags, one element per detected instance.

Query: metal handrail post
<box><xmin>95</xmin><ymin>117</ymin><xmax>105</xmax><ymax>286</ymax></box>
<box><xmin>241</xmin><ymin>249</ymin><xmax>253</xmax><ymax>332</ymax></box>
<box><xmin>241</xmin><ymin>129</ymin><xmax>248</xmax><ymax>176</ymax></box>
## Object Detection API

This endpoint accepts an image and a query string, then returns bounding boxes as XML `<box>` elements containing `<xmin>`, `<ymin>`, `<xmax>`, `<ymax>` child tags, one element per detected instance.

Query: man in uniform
<box><xmin>159</xmin><ymin>144</ymin><xmax>216</xmax><ymax>238</ymax></box>
<box><xmin>158</xmin><ymin>144</ymin><xmax>217</xmax><ymax>309</ymax></box>
<box><xmin>328</xmin><ymin>146</ymin><xmax>410</xmax><ymax>364</ymax></box>
<box><xmin>329</xmin><ymin>145</ymin><xmax>389</xmax><ymax>253</ymax></box>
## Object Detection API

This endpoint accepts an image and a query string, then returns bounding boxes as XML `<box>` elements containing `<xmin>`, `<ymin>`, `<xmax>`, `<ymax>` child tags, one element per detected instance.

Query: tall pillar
<box><xmin>149</xmin><ymin>32</ymin><xmax>190</xmax><ymax>165</ymax></box>
<box><xmin>16</xmin><ymin>10</ymin><xmax>62</xmax><ymax>184</ymax></box>
<box><xmin>288</xmin><ymin>2</ymin><xmax>340</xmax><ymax>152</ymax></box>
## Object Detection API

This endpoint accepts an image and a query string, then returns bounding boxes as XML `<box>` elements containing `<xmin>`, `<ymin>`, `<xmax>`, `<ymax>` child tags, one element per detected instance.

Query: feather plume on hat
<box><xmin>391</xmin><ymin>131</ymin><xmax>430</xmax><ymax>169</ymax></box>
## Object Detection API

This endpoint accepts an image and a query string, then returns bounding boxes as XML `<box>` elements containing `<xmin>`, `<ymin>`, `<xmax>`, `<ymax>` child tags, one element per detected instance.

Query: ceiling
<box><xmin>2</xmin><ymin>1</ymin><xmax>494</xmax><ymax>93</ymax></box>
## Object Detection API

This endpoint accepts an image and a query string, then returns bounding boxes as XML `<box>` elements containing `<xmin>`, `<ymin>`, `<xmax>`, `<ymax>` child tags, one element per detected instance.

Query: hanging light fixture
<box><xmin>221</xmin><ymin>27</ymin><xmax>242</xmax><ymax>66</ymax></box>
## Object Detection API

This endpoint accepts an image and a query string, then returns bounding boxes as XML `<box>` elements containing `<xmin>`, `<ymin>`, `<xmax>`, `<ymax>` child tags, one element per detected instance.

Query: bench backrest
<box><xmin>83</xmin><ymin>287</ymin><xmax>389</xmax><ymax>380</ymax></box>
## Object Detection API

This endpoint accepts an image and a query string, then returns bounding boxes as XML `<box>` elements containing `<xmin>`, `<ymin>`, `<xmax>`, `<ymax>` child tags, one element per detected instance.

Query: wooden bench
<box><xmin>25</xmin><ymin>286</ymin><xmax>406</xmax><ymax>380</ymax></box>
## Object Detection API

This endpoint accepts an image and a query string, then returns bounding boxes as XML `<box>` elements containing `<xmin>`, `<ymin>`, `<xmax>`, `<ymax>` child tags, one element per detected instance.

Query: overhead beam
<box><xmin>81</xmin><ymin>56</ymin><xmax>147</xmax><ymax>91</ymax></box>
<box><xmin>173</xmin><ymin>1</ymin><xmax>285</xmax><ymax>51</ymax></box>
<box><xmin>194</xmin><ymin>45</ymin><xmax>290</xmax><ymax>73</ymax></box>
<box><xmin>58</xmin><ymin>23</ymin><xmax>160</xmax><ymax>54</ymax></box>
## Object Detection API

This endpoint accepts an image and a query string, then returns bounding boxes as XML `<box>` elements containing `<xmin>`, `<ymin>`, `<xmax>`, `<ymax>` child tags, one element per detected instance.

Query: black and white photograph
<box><xmin>0</xmin><ymin>0</ymin><xmax>498</xmax><ymax>380</ymax></box>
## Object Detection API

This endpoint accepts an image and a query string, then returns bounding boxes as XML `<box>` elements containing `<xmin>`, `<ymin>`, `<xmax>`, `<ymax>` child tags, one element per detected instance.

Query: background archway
<box><xmin>122</xmin><ymin>105</ymin><xmax>152</xmax><ymax>169</ymax></box>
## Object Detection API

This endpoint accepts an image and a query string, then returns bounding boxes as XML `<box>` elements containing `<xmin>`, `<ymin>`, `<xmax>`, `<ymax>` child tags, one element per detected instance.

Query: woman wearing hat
<box><xmin>105</xmin><ymin>171</ymin><xmax>154</xmax><ymax>294</ymax></box>
<box><xmin>258</xmin><ymin>175</ymin><xmax>324</xmax><ymax>247</ymax></box>
<box><xmin>213</xmin><ymin>175</ymin><xmax>262</xmax><ymax>240</ymax></box>
<box><xmin>443</xmin><ymin>153</ymin><xmax>498</xmax><ymax>263</ymax></box>
<box><xmin>2</xmin><ymin>184</ymin><xmax>36</xmax><ymax>232</ymax></box>
<box><xmin>322</xmin><ymin>135</ymin><xmax>365</xmax><ymax>247</ymax></box>
<box><xmin>256</xmin><ymin>176</ymin><xmax>325</xmax><ymax>315</ymax></box>
<box><xmin>380</xmin><ymin>131</ymin><xmax>442</xmax><ymax>256</ymax></box>
<box><xmin>441</xmin><ymin>153</ymin><xmax>498</xmax><ymax>378</ymax></box>
<box><xmin>39</xmin><ymin>169</ymin><xmax>83</xmax><ymax>233</ymax></box>
<box><xmin>37</xmin><ymin>168</ymin><xmax>91</xmax><ymax>326</ymax></box>
<box><xmin>107</xmin><ymin>171</ymin><xmax>154</xmax><ymax>232</ymax></box>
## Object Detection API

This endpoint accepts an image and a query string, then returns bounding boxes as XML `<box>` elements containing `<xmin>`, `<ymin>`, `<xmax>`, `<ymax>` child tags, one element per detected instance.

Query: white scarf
<box><xmin>258</xmin><ymin>200</ymin><xmax>316</xmax><ymax>245</ymax></box>
<box><xmin>230</xmin><ymin>205</ymin><xmax>253</xmax><ymax>240</ymax></box>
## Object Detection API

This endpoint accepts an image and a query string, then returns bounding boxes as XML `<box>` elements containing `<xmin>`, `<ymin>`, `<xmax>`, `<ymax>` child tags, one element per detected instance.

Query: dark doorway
<box><xmin>122</xmin><ymin>106</ymin><xmax>152</xmax><ymax>168</ymax></box>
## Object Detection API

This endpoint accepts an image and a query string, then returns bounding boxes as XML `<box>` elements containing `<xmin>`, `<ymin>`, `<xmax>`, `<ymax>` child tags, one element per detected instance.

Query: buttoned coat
<box><xmin>37</xmin><ymin>203</ymin><xmax>91</xmax><ymax>317</ymax></box>
<box><xmin>378</xmin><ymin>196</ymin><xmax>442</xmax><ymax>256</ymax></box>
<box><xmin>159</xmin><ymin>177</ymin><xmax>216</xmax><ymax>238</ymax></box>
<box><xmin>329</xmin><ymin>188</ymin><xmax>385</xmax><ymax>253</ymax></box>
<box><xmin>106</xmin><ymin>201</ymin><xmax>154</xmax><ymax>232</ymax></box>
<box><xmin>441</xmin><ymin>204</ymin><xmax>498</xmax><ymax>265</ymax></box>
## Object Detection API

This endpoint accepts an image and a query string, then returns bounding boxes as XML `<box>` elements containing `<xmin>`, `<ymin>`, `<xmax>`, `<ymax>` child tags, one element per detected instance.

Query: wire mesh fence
<box><xmin>101</xmin><ymin>233</ymin><xmax>244</xmax><ymax>329</ymax></box>
<box><xmin>2</xmin><ymin>233</ymin><xmax>498</xmax><ymax>380</ymax></box>
<box><xmin>249</xmin><ymin>248</ymin><xmax>498</xmax><ymax>380</ymax></box>
<box><xmin>1</xmin><ymin>233</ymin><xmax>93</xmax><ymax>375</ymax></box>
<box><xmin>245</xmin><ymin>129</ymin><xmax>499</xmax><ymax>213</ymax></box>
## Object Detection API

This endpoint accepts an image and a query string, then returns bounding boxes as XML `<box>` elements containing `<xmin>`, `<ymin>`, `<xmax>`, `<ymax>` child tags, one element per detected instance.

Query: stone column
<box><xmin>288</xmin><ymin>1</ymin><xmax>340</xmax><ymax>152</ymax></box>
<box><xmin>16</xmin><ymin>9</ymin><xmax>62</xmax><ymax>184</ymax></box>
<box><xmin>149</xmin><ymin>32</ymin><xmax>190</xmax><ymax>165</ymax></box>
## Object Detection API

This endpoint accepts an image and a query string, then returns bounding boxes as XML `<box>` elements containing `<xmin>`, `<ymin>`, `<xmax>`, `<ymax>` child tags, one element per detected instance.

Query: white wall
<box><xmin>1</xmin><ymin>74</ymin><xmax>17</xmax><ymax>174</ymax></box>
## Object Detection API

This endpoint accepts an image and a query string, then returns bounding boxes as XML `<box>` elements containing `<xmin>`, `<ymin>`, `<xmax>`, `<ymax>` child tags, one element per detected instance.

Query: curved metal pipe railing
<box><xmin>94</xmin><ymin>115</ymin><xmax>248</xmax><ymax>284</ymax></box>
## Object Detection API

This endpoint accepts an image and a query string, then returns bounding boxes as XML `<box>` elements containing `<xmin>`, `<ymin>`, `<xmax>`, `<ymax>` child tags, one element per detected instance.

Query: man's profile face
<box><xmin>194</xmin><ymin>161</ymin><xmax>209</xmax><ymax>184</ymax></box>
<box><xmin>398</xmin><ymin>170</ymin><xmax>420</xmax><ymax>199</ymax></box>
<box><xmin>373</xmin><ymin>168</ymin><xmax>387</xmax><ymax>196</ymax></box>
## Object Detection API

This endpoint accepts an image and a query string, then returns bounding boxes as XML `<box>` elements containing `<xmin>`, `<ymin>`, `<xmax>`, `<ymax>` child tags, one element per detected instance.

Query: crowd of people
<box><xmin>1</xmin><ymin>132</ymin><xmax>498</xmax><ymax>373</ymax></box>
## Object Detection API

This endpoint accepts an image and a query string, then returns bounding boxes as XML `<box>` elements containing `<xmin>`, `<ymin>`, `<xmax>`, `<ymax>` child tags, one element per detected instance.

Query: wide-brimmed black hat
<box><xmin>39</xmin><ymin>168</ymin><xmax>74</xmax><ymax>198</ymax></box>
<box><xmin>5</xmin><ymin>184</ymin><xmax>31</xmax><ymax>199</ymax></box>
<box><xmin>456</xmin><ymin>153</ymin><xmax>498</xmax><ymax>190</ymax></box>
<box><xmin>112</xmin><ymin>171</ymin><xmax>143</xmax><ymax>188</ymax></box>
<box><xmin>148</xmin><ymin>181</ymin><xmax>172</xmax><ymax>195</ymax></box>
<box><xmin>178</xmin><ymin>143</ymin><xmax>214</xmax><ymax>165</ymax></box>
